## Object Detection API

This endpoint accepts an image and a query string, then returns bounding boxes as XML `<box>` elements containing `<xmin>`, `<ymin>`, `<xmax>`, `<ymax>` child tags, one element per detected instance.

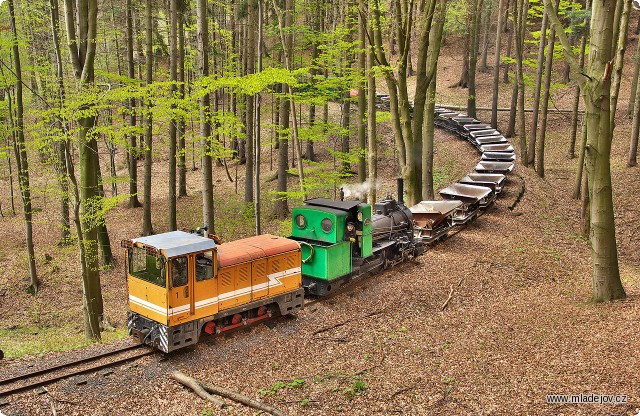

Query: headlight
<box><xmin>321</xmin><ymin>218</ymin><xmax>333</xmax><ymax>233</ymax></box>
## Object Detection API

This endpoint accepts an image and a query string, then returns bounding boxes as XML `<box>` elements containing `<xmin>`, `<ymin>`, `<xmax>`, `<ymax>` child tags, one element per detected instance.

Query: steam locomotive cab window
<box><xmin>171</xmin><ymin>256</ymin><xmax>189</xmax><ymax>287</ymax></box>
<box><xmin>295</xmin><ymin>214</ymin><xmax>307</xmax><ymax>229</ymax></box>
<box><xmin>321</xmin><ymin>218</ymin><xmax>333</xmax><ymax>233</ymax></box>
<box><xmin>195</xmin><ymin>252</ymin><xmax>214</xmax><ymax>282</ymax></box>
<box><xmin>128</xmin><ymin>247</ymin><xmax>166</xmax><ymax>287</ymax></box>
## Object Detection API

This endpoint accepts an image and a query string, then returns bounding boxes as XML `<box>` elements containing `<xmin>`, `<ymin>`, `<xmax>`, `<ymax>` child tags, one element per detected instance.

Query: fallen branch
<box><xmin>389</xmin><ymin>383</ymin><xmax>417</xmax><ymax>400</ymax></box>
<box><xmin>441</xmin><ymin>278</ymin><xmax>464</xmax><ymax>311</ymax></box>
<box><xmin>171</xmin><ymin>371</ymin><xmax>226</xmax><ymax>409</ymax></box>
<box><xmin>508</xmin><ymin>173</ymin><xmax>526</xmax><ymax>211</ymax></box>
<box><xmin>199</xmin><ymin>379</ymin><xmax>288</xmax><ymax>416</ymax></box>
<box><xmin>171</xmin><ymin>371</ymin><xmax>287</xmax><ymax>416</ymax></box>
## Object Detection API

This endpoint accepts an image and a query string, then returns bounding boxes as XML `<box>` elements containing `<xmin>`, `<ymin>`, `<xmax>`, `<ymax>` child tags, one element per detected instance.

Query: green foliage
<box><xmin>444</xmin><ymin>0</ymin><xmax>469</xmax><ymax>36</ymax></box>
<box><xmin>0</xmin><ymin>325</ymin><xmax>128</xmax><ymax>358</ymax></box>
<box><xmin>342</xmin><ymin>376</ymin><xmax>367</xmax><ymax>401</ymax></box>
<box><xmin>258</xmin><ymin>377</ymin><xmax>305</xmax><ymax>396</ymax></box>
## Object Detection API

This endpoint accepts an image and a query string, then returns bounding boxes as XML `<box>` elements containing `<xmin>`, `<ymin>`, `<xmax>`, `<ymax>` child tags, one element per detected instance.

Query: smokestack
<box><xmin>397</xmin><ymin>177</ymin><xmax>404</xmax><ymax>204</ymax></box>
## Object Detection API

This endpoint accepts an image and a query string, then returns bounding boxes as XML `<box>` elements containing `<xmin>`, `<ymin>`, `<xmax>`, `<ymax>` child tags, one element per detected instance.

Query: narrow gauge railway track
<box><xmin>0</xmin><ymin>343</ymin><xmax>154</xmax><ymax>398</ymax></box>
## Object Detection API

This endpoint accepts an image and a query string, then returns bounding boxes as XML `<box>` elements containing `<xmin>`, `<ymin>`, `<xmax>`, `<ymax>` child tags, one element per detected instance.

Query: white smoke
<box><xmin>341</xmin><ymin>180</ymin><xmax>378</xmax><ymax>200</ymax></box>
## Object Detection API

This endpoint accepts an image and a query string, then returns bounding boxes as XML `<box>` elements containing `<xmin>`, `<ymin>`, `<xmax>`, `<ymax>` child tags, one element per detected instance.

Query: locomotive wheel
<box><xmin>231</xmin><ymin>313</ymin><xmax>243</xmax><ymax>325</ymax></box>
<box><xmin>257</xmin><ymin>305</ymin><xmax>268</xmax><ymax>316</ymax></box>
<box><xmin>203</xmin><ymin>321</ymin><xmax>216</xmax><ymax>335</ymax></box>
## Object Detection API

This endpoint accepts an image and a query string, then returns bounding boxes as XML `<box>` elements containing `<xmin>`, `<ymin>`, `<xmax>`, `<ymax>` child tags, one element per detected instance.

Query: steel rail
<box><xmin>0</xmin><ymin>345</ymin><xmax>153</xmax><ymax>398</ymax></box>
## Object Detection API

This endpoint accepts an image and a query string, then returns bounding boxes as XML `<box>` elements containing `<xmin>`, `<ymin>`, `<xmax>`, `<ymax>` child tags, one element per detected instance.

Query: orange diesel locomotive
<box><xmin>123</xmin><ymin>231</ymin><xmax>304</xmax><ymax>352</ymax></box>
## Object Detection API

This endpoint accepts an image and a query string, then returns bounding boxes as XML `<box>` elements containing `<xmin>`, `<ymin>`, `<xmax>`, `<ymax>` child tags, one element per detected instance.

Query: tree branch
<box><xmin>62</xmin><ymin>0</ymin><xmax>82</xmax><ymax>77</ymax></box>
<box><xmin>544</xmin><ymin>0</ymin><xmax>586</xmax><ymax>89</ymax></box>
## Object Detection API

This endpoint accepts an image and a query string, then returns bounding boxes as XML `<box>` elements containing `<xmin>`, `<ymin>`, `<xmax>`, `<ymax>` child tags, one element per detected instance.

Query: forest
<box><xmin>0</xmin><ymin>0</ymin><xmax>640</xmax><ymax>413</ymax></box>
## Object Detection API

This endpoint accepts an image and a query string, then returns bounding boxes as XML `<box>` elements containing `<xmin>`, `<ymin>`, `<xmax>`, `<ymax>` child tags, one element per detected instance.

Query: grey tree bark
<box><xmin>513</xmin><ymin>0</ymin><xmax>529</xmax><ymax>161</ymax></box>
<box><xmin>63</xmin><ymin>0</ymin><xmax>103</xmax><ymax>338</ymax></box>
<box><xmin>547</xmin><ymin>0</ymin><xmax>626</xmax><ymax>302</ymax></box>
<box><xmin>197</xmin><ymin>0</ymin><xmax>215</xmax><ymax>230</ymax></box>
<box><xmin>8</xmin><ymin>0</ymin><xmax>39</xmax><ymax>294</ymax></box>
<box><xmin>568</xmin><ymin>20</ymin><xmax>588</xmax><ymax>159</ymax></box>
<box><xmin>245</xmin><ymin>0</ymin><xmax>257</xmax><ymax>204</ymax></box>
<box><xmin>168</xmin><ymin>0</ymin><xmax>178</xmax><ymax>230</ymax></box>
<box><xmin>491</xmin><ymin>0</ymin><xmax>506</xmax><ymax>129</ymax></box>
<box><xmin>49</xmin><ymin>0</ymin><xmax>71</xmax><ymax>244</ymax></box>
<box><xmin>178</xmin><ymin>3</ymin><xmax>187</xmax><ymax>197</ymax></box>
<box><xmin>527</xmin><ymin>9</ymin><xmax>548</xmax><ymax>167</ymax></box>
<box><xmin>535</xmin><ymin>12</ymin><xmax>557</xmax><ymax>177</ymax></box>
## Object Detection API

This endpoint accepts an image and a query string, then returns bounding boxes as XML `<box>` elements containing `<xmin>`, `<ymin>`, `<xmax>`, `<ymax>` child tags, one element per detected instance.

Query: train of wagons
<box><xmin>122</xmin><ymin>106</ymin><xmax>515</xmax><ymax>353</ymax></box>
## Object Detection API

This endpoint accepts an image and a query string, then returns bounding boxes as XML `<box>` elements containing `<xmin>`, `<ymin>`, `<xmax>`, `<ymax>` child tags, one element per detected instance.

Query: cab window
<box><xmin>195</xmin><ymin>252</ymin><xmax>215</xmax><ymax>282</ymax></box>
<box><xmin>129</xmin><ymin>247</ymin><xmax>166</xmax><ymax>287</ymax></box>
<box><xmin>171</xmin><ymin>256</ymin><xmax>189</xmax><ymax>287</ymax></box>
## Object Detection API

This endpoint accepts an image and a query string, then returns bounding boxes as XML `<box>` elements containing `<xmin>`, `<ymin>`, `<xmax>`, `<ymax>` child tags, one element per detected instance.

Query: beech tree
<box><xmin>126</xmin><ymin>0</ymin><xmax>141</xmax><ymax>208</ymax></box>
<box><xmin>168</xmin><ymin>0</ymin><xmax>178</xmax><ymax>230</ymax></box>
<box><xmin>546</xmin><ymin>0</ymin><xmax>626</xmax><ymax>302</ymax></box>
<box><xmin>197</xmin><ymin>0</ymin><xmax>214</xmax><ymax>231</ymax></box>
<box><xmin>371</xmin><ymin>0</ymin><xmax>446</xmax><ymax>206</ymax></box>
<box><xmin>63</xmin><ymin>0</ymin><xmax>103</xmax><ymax>338</ymax></box>
<box><xmin>8</xmin><ymin>0</ymin><xmax>39</xmax><ymax>293</ymax></box>
<box><xmin>142</xmin><ymin>0</ymin><xmax>153</xmax><ymax>236</ymax></box>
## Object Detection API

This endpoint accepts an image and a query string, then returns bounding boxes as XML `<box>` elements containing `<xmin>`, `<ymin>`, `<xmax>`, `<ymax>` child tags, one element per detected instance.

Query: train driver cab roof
<box><xmin>130</xmin><ymin>231</ymin><xmax>216</xmax><ymax>258</ymax></box>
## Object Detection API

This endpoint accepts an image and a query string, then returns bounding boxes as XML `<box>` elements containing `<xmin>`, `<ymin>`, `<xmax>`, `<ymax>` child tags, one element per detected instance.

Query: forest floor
<box><xmin>1</xmin><ymin>37</ymin><xmax>640</xmax><ymax>415</ymax></box>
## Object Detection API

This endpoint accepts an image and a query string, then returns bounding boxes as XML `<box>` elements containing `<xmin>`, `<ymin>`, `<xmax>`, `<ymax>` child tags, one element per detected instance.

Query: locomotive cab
<box><xmin>290</xmin><ymin>198</ymin><xmax>373</xmax><ymax>296</ymax></box>
<box><xmin>123</xmin><ymin>231</ymin><xmax>218</xmax><ymax>351</ymax></box>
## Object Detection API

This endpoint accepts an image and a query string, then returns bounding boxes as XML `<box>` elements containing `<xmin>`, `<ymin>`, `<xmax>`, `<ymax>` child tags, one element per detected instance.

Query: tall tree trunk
<box><xmin>126</xmin><ymin>0</ymin><xmax>141</xmax><ymax>208</ymax></box>
<box><xmin>467</xmin><ymin>0</ymin><xmax>483</xmax><ymax>119</ymax></box>
<box><xmin>178</xmin><ymin>3</ymin><xmax>187</xmax><ymax>197</ymax></box>
<box><xmin>371</xmin><ymin>0</ymin><xmax>441</xmax><ymax>206</ymax></box>
<box><xmin>197</xmin><ymin>0</ymin><xmax>215</xmax><ymax>231</ymax></box>
<box><xmin>609</xmin><ymin>0</ymin><xmax>630</xmax><ymax>133</ymax></box>
<box><xmin>8</xmin><ymin>0</ymin><xmax>38</xmax><ymax>293</ymax></box>
<box><xmin>271</xmin><ymin>15</ymin><xmax>289</xmax><ymax>216</ymax></box>
<box><xmin>273</xmin><ymin>0</ymin><xmax>305</xmax><ymax>198</ymax></box>
<box><xmin>96</xmin><ymin>160</ymin><xmax>114</xmax><ymax>267</ymax></box>
<box><xmin>275</xmin><ymin>96</ymin><xmax>289</xmax><ymax>219</ymax></box>
<box><xmin>535</xmin><ymin>13</ymin><xmax>557</xmax><ymax>177</ymax></box>
<box><xmin>423</xmin><ymin>0</ymin><xmax>446</xmax><ymax>200</ymax></box>
<box><xmin>547</xmin><ymin>0</ymin><xmax>626</xmax><ymax>302</ymax></box>
<box><xmin>628</xmin><ymin>64</ymin><xmax>640</xmax><ymax>166</ymax></box>
<box><xmin>478</xmin><ymin>4</ymin><xmax>492</xmax><ymax>73</ymax></box>
<box><xmin>49</xmin><ymin>0</ymin><xmax>70</xmax><ymax>244</ymax></box>
<box><xmin>366</xmin><ymin>5</ymin><xmax>377</xmax><ymax>205</ymax></box>
<box><xmin>528</xmin><ymin>9</ymin><xmax>549</xmax><ymax>167</ymax></box>
<box><xmin>569</xmin><ymin>22</ymin><xmax>588</xmax><ymax>159</ymax></box>
<box><xmin>63</xmin><ymin>0</ymin><xmax>102</xmax><ymax>338</ymax></box>
<box><xmin>357</xmin><ymin>3</ymin><xmax>367</xmax><ymax>182</ymax></box>
<box><xmin>255</xmin><ymin>0</ymin><xmax>263</xmax><ymax>234</ymax></box>
<box><xmin>506</xmin><ymin>74</ymin><xmax>518</xmax><ymax>137</ymax></box>
<box><xmin>502</xmin><ymin>17</ymin><xmax>514</xmax><ymax>84</ymax></box>
<box><xmin>341</xmin><ymin>94</ymin><xmax>351</xmax><ymax>174</ymax></box>
<box><xmin>245</xmin><ymin>0</ymin><xmax>257</xmax><ymax>204</ymax></box>
<box><xmin>168</xmin><ymin>0</ymin><xmax>178</xmax><ymax>230</ymax></box>
<box><xmin>627</xmin><ymin>38</ymin><xmax>640</xmax><ymax>117</ymax></box>
<box><xmin>142</xmin><ymin>0</ymin><xmax>154</xmax><ymax>236</ymax></box>
<box><xmin>513</xmin><ymin>0</ymin><xmax>528</xmax><ymax>161</ymax></box>
<box><xmin>455</xmin><ymin>34</ymin><xmax>470</xmax><ymax>88</ymax></box>
<box><xmin>491</xmin><ymin>0</ymin><xmax>506</xmax><ymax>129</ymax></box>
<box><xmin>580</xmin><ymin>173</ymin><xmax>590</xmax><ymax>237</ymax></box>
